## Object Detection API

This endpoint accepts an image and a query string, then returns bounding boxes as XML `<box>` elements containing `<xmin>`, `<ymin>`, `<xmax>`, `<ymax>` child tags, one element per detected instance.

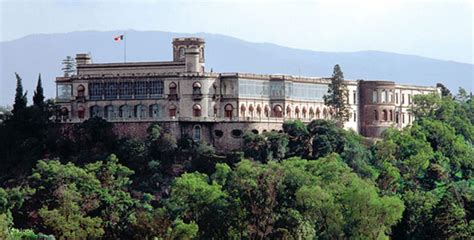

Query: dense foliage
<box><xmin>0</xmin><ymin>76</ymin><xmax>472</xmax><ymax>239</ymax></box>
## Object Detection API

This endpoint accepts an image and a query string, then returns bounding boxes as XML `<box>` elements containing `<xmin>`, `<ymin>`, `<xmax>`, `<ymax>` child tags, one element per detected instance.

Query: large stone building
<box><xmin>55</xmin><ymin>37</ymin><xmax>438</xmax><ymax>150</ymax></box>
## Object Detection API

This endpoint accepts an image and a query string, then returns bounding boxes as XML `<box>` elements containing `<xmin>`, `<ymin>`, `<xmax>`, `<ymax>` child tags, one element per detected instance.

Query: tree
<box><xmin>62</xmin><ymin>56</ymin><xmax>76</xmax><ymax>77</ymax></box>
<box><xmin>32</xmin><ymin>74</ymin><xmax>45</xmax><ymax>108</ymax></box>
<box><xmin>436</xmin><ymin>83</ymin><xmax>452</xmax><ymax>97</ymax></box>
<box><xmin>12</xmin><ymin>73</ymin><xmax>27</xmax><ymax>116</ymax></box>
<box><xmin>324</xmin><ymin>64</ymin><xmax>350</xmax><ymax>127</ymax></box>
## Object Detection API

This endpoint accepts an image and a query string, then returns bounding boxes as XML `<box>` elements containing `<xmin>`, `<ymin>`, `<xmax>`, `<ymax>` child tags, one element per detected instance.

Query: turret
<box><xmin>172</xmin><ymin>37</ymin><xmax>205</xmax><ymax>72</ymax></box>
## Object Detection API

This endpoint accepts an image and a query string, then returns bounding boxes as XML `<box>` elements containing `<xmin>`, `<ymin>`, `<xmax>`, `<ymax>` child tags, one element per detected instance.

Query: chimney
<box><xmin>75</xmin><ymin>53</ymin><xmax>92</xmax><ymax>65</ymax></box>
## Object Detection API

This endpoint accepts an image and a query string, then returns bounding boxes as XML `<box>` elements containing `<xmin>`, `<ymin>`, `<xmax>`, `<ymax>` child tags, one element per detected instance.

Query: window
<box><xmin>251</xmin><ymin>129</ymin><xmax>259</xmax><ymax>134</ymax></box>
<box><xmin>119</xmin><ymin>105</ymin><xmax>132</xmax><ymax>119</ymax></box>
<box><xmin>169</xmin><ymin>105</ymin><xmax>177</xmax><ymax>118</ymax></box>
<box><xmin>231</xmin><ymin>129</ymin><xmax>243</xmax><ymax>138</ymax></box>
<box><xmin>104</xmin><ymin>105</ymin><xmax>115</xmax><ymax>119</ymax></box>
<box><xmin>372</xmin><ymin>90</ymin><xmax>378</xmax><ymax>103</ymax></box>
<box><xmin>408</xmin><ymin>94</ymin><xmax>412</xmax><ymax>104</ymax></box>
<box><xmin>150</xmin><ymin>81</ymin><xmax>164</xmax><ymax>98</ymax></box>
<box><xmin>120</xmin><ymin>82</ymin><xmax>134</xmax><ymax>99</ymax></box>
<box><xmin>149</xmin><ymin>104</ymin><xmax>161</xmax><ymax>118</ymax></box>
<box><xmin>389</xmin><ymin>110</ymin><xmax>393</xmax><ymax>121</ymax></box>
<box><xmin>89</xmin><ymin>83</ymin><xmax>102</xmax><ymax>100</ymax></box>
<box><xmin>401</xmin><ymin>94</ymin><xmax>405</xmax><ymax>104</ymax></box>
<box><xmin>135</xmin><ymin>81</ymin><xmax>148</xmax><ymax>99</ymax></box>
<box><xmin>60</xmin><ymin>107</ymin><xmax>69</xmax><ymax>121</ymax></box>
<box><xmin>395</xmin><ymin>111</ymin><xmax>399</xmax><ymax>123</ymax></box>
<box><xmin>78</xmin><ymin>107</ymin><xmax>85</xmax><ymax>119</ymax></box>
<box><xmin>193</xmin><ymin>125</ymin><xmax>201</xmax><ymax>141</ymax></box>
<box><xmin>323</xmin><ymin>108</ymin><xmax>328</xmax><ymax>119</ymax></box>
<box><xmin>179</xmin><ymin>47</ymin><xmax>185</xmax><ymax>59</ymax></box>
<box><xmin>381</xmin><ymin>90</ymin><xmax>387</xmax><ymax>103</ymax></box>
<box><xmin>389</xmin><ymin>91</ymin><xmax>393</xmax><ymax>103</ymax></box>
<box><xmin>354</xmin><ymin>111</ymin><xmax>357</xmax><ymax>122</ymax></box>
<box><xmin>77</xmin><ymin>85</ymin><xmax>85</xmax><ymax>97</ymax></box>
<box><xmin>408</xmin><ymin>114</ymin><xmax>411</xmax><ymax>123</ymax></box>
<box><xmin>256</xmin><ymin>105</ymin><xmax>262</xmax><ymax>116</ymax></box>
<box><xmin>193</xmin><ymin>104</ymin><xmax>202</xmax><ymax>117</ymax></box>
<box><xmin>264</xmin><ymin>105</ymin><xmax>270</xmax><ymax>117</ymax></box>
<box><xmin>402</xmin><ymin>113</ymin><xmax>405</xmax><ymax>123</ymax></box>
<box><xmin>57</xmin><ymin>84</ymin><xmax>72</xmax><ymax>100</ymax></box>
<box><xmin>135</xmin><ymin>105</ymin><xmax>147</xmax><ymax>119</ymax></box>
<box><xmin>353</xmin><ymin>91</ymin><xmax>357</xmax><ymax>104</ymax></box>
<box><xmin>382</xmin><ymin>110</ymin><xmax>388</xmax><ymax>121</ymax></box>
<box><xmin>295</xmin><ymin>106</ymin><xmax>300</xmax><ymax>118</ymax></box>
<box><xmin>374</xmin><ymin>110</ymin><xmax>379</xmax><ymax>121</ymax></box>
<box><xmin>273</xmin><ymin>105</ymin><xmax>283</xmax><ymax>118</ymax></box>
<box><xmin>240</xmin><ymin>105</ymin><xmax>246</xmax><ymax>117</ymax></box>
<box><xmin>214</xmin><ymin>130</ymin><xmax>223</xmax><ymax>138</ymax></box>
<box><xmin>192</xmin><ymin>82</ymin><xmax>202</xmax><ymax>95</ymax></box>
<box><xmin>225</xmin><ymin>104</ymin><xmax>234</xmax><ymax>119</ymax></box>
<box><xmin>90</xmin><ymin>105</ymin><xmax>101</xmax><ymax>118</ymax></box>
<box><xmin>105</xmin><ymin>82</ymin><xmax>118</xmax><ymax>99</ymax></box>
<box><xmin>249</xmin><ymin>105</ymin><xmax>254</xmax><ymax>117</ymax></box>
<box><xmin>302</xmin><ymin>107</ymin><xmax>307</xmax><ymax>118</ymax></box>
<box><xmin>286</xmin><ymin>106</ymin><xmax>291</xmax><ymax>118</ymax></box>
<box><xmin>395</xmin><ymin>93</ymin><xmax>399</xmax><ymax>104</ymax></box>
<box><xmin>169</xmin><ymin>82</ymin><xmax>177</xmax><ymax>95</ymax></box>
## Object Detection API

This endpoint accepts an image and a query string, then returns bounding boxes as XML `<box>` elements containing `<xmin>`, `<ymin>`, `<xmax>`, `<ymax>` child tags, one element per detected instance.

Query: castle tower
<box><xmin>172</xmin><ymin>38</ymin><xmax>205</xmax><ymax>72</ymax></box>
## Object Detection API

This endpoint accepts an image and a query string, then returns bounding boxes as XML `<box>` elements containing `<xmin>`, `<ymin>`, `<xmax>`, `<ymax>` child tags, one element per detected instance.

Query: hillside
<box><xmin>1</xmin><ymin>30</ymin><xmax>473</xmax><ymax>105</ymax></box>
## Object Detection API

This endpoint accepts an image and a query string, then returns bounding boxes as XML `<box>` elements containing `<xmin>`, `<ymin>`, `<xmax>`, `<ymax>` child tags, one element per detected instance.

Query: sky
<box><xmin>0</xmin><ymin>0</ymin><xmax>473</xmax><ymax>64</ymax></box>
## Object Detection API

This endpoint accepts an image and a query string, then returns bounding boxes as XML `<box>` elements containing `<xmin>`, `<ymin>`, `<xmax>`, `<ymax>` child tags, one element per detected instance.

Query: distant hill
<box><xmin>1</xmin><ymin>30</ymin><xmax>473</xmax><ymax>106</ymax></box>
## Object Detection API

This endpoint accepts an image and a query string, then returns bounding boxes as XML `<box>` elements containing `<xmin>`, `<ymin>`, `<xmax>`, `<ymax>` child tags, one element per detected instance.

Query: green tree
<box><xmin>324</xmin><ymin>64</ymin><xmax>350</xmax><ymax>127</ymax></box>
<box><xmin>61</xmin><ymin>56</ymin><xmax>76</xmax><ymax>77</ymax></box>
<box><xmin>32</xmin><ymin>74</ymin><xmax>45</xmax><ymax>108</ymax></box>
<box><xmin>12</xmin><ymin>73</ymin><xmax>27</xmax><ymax>116</ymax></box>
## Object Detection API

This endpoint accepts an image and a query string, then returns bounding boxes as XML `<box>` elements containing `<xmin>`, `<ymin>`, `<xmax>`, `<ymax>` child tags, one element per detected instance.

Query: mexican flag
<box><xmin>114</xmin><ymin>35</ymin><xmax>124</xmax><ymax>41</ymax></box>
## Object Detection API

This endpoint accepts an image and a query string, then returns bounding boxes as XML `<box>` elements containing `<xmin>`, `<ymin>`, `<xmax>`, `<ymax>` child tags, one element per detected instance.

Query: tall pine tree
<box><xmin>12</xmin><ymin>72</ymin><xmax>27</xmax><ymax>115</ymax></box>
<box><xmin>323</xmin><ymin>64</ymin><xmax>350</xmax><ymax>127</ymax></box>
<box><xmin>33</xmin><ymin>74</ymin><xmax>45</xmax><ymax>108</ymax></box>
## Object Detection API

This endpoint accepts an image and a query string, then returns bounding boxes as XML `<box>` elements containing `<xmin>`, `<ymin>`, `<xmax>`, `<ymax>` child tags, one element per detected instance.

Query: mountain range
<box><xmin>1</xmin><ymin>30</ymin><xmax>473</xmax><ymax>106</ymax></box>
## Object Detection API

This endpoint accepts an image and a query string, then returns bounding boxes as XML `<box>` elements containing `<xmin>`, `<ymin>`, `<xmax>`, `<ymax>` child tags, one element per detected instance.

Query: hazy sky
<box><xmin>1</xmin><ymin>0</ymin><xmax>473</xmax><ymax>63</ymax></box>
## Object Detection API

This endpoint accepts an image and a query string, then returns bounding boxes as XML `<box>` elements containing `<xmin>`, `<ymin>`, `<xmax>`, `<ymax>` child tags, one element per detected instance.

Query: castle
<box><xmin>55</xmin><ymin>37</ymin><xmax>438</xmax><ymax>150</ymax></box>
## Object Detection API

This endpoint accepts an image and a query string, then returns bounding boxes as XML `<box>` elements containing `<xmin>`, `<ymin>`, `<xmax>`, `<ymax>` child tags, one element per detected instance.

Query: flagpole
<box><xmin>124</xmin><ymin>33</ymin><xmax>127</xmax><ymax>63</ymax></box>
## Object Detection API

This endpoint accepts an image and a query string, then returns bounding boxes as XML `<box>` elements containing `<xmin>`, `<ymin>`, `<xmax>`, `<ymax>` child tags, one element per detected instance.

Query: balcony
<box><xmin>192</xmin><ymin>93</ymin><xmax>203</xmax><ymax>100</ymax></box>
<box><xmin>168</xmin><ymin>94</ymin><xmax>179</xmax><ymax>101</ymax></box>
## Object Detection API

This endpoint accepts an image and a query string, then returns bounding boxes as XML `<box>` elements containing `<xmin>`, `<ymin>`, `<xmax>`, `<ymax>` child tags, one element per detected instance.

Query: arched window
<box><xmin>193</xmin><ymin>104</ymin><xmax>202</xmax><ymax>117</ymax></box>
<box><xmin>192</xmin><ymin>82</ymin><xmax>202</xmax><ymax>95</ymax></box>
<box><xmin>135</xmin><ymin>104</ymin><xmax>147</xmax><ymax>119</ymax></box>
<box><xmin>213</xmin><ymin>105</ymin><xmax>218</xmax><ymax>117</ymax></box>
<box><xmin>78</xmin><ymin>106</ymin><xmax>85</xmax><ymax>119</ymax></box>
<box><xmin>193</xmin><ymin>125</ymin><xmax>201</xmax><ymax>141</ymax></box>
<box><xmin>225</xmin><ymin>104</ymin><xmax>233</xmax><ymax>119</ymax></box>
<box><xmin>256</xmin><ymin>104</ymin><xmax>262</xmax><ymax>116</ymax></box>
<box><xmin>315</xmin><ymin>107</ymin><xmax>320</xmax><ymax>119</ymax></box>
<box><xmin>381</xmin><ymin>90</ymin><xmax>387</xmax><ymax>103</ymax></box>
<box><xmin>295</xmin><ymin>106</ymin><xmax>300</xmax><ymax>118</ymax></box>
<box><xmin>389</xmin><ymin>110</ymin><xmax>393</xmax><ymax>121</ymax></box>
<box><xmin>273</xmin><ymin>105</ymin><xmax>283</xmax><ymax>118</ymax></box>
<box><xmin>323</xmin><ymin>108</ymin><xmax>328</xmax><ymax>119</ymax></box>
<box><xmin>90</xmin><ymin>105</ymin><xmax>101</xmax><ymax>118</ymax></box>
<box><xmin>302</xmin><ymin>107</ymin><xmax>307</xmax><ymax>118</ymax></box>
<box><xmin>372</xmin><ymin>90</ymin><xmax>378</xmax><ymax>103</ymax></box>
<box><xmin>240</xmin><ymin>104</ymin><xmax>246</xmax><ymax>117</ymax></box>
<box><xmin>374</xmin><ymin>110</ymin><xmax>379</xmax><ymax>121</ymax></box>
<box><xmin>264</xmin><ymin>105</ymin><xmax>270</xmax><ymax>117</ymax></box>
<box><xmin>61</xmin><ymin>107</ymin><xmax>69</xmax><ymax>121</ymax></box>
<box><xmin>382</xmin><ymin>110</ymin><xmax>388</xmax><ymax>121</ymax></box>
<box><xmin>249</xmin><ymin>104</ymin><xmax>254</xmax><ymax>117</ymax></box>
<box><xmin>104</xmin><ymin>105</ymin><xmax>115</xmax><ymax>119</ymax></box>
<box><xmin>119</xmin><ymin>105</ymin><xmax>132</xmax><ymax>119</ymax></box>
<box><xmin>149</xmin><ymin>104</ymin><xmax>161</xmax><ymax>118</ymax></box>
<box><xmin>309</xmin><ymin>107</ymin><xmax>315</xmax><ymax>119</ymax></box>
<box><xmin>169</xmin><ymin>82</ymin><xmax>177</xmax><ymax>95</ymax></box>
<box><xmin>286</xmin><ymin>106</ymin><xmax>292</xmax><ymax>118</ymax></box>
<box><xmin>169</xmin><ymin>105</ymin><xmax>177</xmax><ymax>118</ymax></box>
<box><xmin>77</xmin><ymin>85</ymin><xmax>85</xmax><ymax>97</ymax></box>
<box><xmin>179</xmin><ymin>47</ymin><xmax>185</xmax><ymax>59</ymax></box>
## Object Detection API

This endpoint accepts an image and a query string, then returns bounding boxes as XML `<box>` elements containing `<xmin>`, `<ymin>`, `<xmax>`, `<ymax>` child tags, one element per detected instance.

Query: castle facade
<box><xmin>55</xmin><ymin>38</ymin><xmax>438</xmax><ymax>150</ymax></box>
